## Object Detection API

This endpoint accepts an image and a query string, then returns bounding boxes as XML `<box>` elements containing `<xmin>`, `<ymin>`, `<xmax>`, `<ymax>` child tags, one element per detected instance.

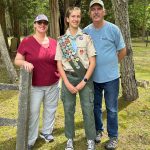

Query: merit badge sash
<box><xmin>58</xmin><ymin>35</ymin><xmax>86</xmax><ymax>78</ymax></box>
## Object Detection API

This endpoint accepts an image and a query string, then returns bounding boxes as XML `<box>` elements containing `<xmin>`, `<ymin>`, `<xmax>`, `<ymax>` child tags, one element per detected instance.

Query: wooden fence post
<box><xmin>16</xmin><ymin>68</ymin><xmax>32</xmax><ymax>150</ymax></box>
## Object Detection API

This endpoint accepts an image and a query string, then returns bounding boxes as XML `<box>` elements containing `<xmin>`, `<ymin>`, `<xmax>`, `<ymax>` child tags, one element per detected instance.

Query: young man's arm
<box><xmin>57</xmin><ymin>60</ymin><xmax>78</xmax><ymax>94</ymax></box>
<box><xmin>76</xmin><ymin>56</ymin><xmax>96</xmax><ymax>91</ymax></box>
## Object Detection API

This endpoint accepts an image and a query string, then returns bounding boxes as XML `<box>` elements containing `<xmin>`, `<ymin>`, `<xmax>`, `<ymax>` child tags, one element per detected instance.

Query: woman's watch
<box><xmin>83</xmin><ymin>77</ymin><xmax>88</xmax><ymax>83</ymax></box>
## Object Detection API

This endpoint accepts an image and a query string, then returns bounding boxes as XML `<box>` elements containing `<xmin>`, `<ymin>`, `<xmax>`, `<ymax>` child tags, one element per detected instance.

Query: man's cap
<box><xmin>34</xmin><ymin>14</ymin><xmax>48</xmax><ymax>22</ymax></box>
<box><xmin>89</xmin><ymin>0</ymin><xmax>104</xmax><ymax>8</ymax></box>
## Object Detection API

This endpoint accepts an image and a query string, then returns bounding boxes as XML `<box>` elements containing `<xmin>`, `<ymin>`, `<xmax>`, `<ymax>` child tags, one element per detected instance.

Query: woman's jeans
<box><xmin>93</xmin><ymin>78</ymin><xmax>119</xmax><ymax>138</ymax></box>
<box><xmin>28</xmin><ymin>82</ymin><xmax>59</xmax><ymax>145</ymax></box>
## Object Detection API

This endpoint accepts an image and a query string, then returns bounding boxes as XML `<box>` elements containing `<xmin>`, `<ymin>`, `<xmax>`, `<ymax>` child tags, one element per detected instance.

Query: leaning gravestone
<box><xmin>0</xmin><ymin>25</ymin><xmax>18</xmax><ymax>82</ymax></box>
<box><xmin>10</xmin><ymin>37</ymin><xmax>18</xmax><ymax>52</ymax></box>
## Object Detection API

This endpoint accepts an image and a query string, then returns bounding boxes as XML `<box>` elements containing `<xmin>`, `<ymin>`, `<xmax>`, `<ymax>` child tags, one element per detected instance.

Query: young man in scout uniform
<box><xmin>55</xmin><ymin>6</ymin><xmax>97</xmax><ymax>150</ymax></box>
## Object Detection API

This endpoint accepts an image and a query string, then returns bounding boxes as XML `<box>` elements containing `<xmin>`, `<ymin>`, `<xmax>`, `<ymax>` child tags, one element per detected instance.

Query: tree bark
<box><xmin>7</xmin><ymin>0</ymin><xmax>14</xmax><ymax>34</ymax></box>
<box><xmin>12</xmin><ymin>0</ymin><xmax>20</xmax><ymax>45</ymax></box>
<box><xmin>6</xmin><ymin>0</ymin><xmax>13</xmax><ymax>37</ymax></box>
<box><xmin>58</xmin><ymin>0</ymin><xmax>81</xmax><ymax>35</ymax></box>
<box><xmin>141</xmin><ymin>0</ymin><xmax>147</xmax><ymax>40</ymax></box>
<box><xmin>111</xmin><ymin>0</ymin><xmax>139</xmax><ymax>101</ymax></box>
<box><xmin>64</xmin><ymin>0</ymin><xmax>81</xmax><ymax>13</ymax></box>
<box><xmin>49</xmin><ymin>0</ymin><xmax>60</xmax><ymax>39</ymax></box>
<box><xmin>0</xmin><ymin>0</ymin><xmax>9</xmax><ymax>49</ymax></box>
<box><xmin>58</xmin><ymin>0</ymin><xmax>65</xmax><ymax>35</ymax></box>
<box><xmin>0</xmin><ymin>24</ymin><xmax>18</xmax><ymax>83</ymax></box>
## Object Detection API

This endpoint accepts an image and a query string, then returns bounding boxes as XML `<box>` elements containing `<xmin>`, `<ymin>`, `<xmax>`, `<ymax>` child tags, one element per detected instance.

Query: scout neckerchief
<box><xmin>58</xmin><ymin>30</ymin><xmax>86</xmax><ymax>78</ymax></box>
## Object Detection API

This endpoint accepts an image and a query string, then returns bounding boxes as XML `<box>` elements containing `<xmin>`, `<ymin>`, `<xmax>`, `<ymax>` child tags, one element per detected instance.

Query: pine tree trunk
<box><xmin>111</xmin><ymin>0</ymin><xmax>139</xmax><ymax>101</ymax></box>
<box><xmin>141</xmin><ymin>0</ymin><xmax>147</xmax><ymax>40</ymax></box>
<box><xmin>58</xmin><ymin>0</ymin><xmax>81</xmax><ymax>35</ymax></box>
<box><xmin>58</xmin><ymin>0</ymin><xmax>65</xmax><ymax>35</ymax></box>
<box><xmin>49</xmin><ymin>0</ymin><xmax>60</xmax><ymax>39</ymax></box>
<box><xmin>64</xmin><ymin>0</ymin><xmax>81</xmax><ymax>12</ymax></box>
<box><xmin>12</xmin><ymin>0</ymin><xmax>20</xmax><ymax>45</ymax></box>
<box><xmin>0</xmin><ymin>0</ymin><xmax>9</xmax><ymax>49</ymax></box>
<box><xmin>6</xmin><ymin>0</ymin><xmax>13</xmax><ymax>36</ymax></box>
<box><xmin>0</xmin><ymin>25</ymin><xmax>18</xmax><ymax>83</ymax></box>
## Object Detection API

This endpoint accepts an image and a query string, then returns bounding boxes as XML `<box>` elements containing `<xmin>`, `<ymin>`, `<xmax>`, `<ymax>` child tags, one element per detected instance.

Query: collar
<box><xmin>65</xmin><ymin>28</ymin><xmax>83</xmax><ymax>39</ymax></box>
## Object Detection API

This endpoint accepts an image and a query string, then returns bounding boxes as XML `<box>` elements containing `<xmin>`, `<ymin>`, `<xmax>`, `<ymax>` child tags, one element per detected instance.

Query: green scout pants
<box><xmin>61</xmin><ymin>74</ymin><xmax>96</xmax><ymax>140</ymax></box>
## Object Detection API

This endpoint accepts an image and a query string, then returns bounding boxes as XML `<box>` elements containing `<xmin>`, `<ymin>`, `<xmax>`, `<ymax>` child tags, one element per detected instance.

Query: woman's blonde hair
<box><xmin>64</xmin><ymin>6</ymin><xmax>81</xmax><ymax>28</ymax></box>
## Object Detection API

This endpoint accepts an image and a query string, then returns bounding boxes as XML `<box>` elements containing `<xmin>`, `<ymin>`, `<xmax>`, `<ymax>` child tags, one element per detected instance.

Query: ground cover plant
<box><xmin>0</xmin><ymin>40</ymin><xmax>150</xmax><ymax>150</ymax></box>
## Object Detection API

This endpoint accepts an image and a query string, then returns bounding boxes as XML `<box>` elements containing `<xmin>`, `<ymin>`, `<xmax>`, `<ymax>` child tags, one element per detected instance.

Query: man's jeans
<box><xmin>93</xmin><ymin>78</ymin><xmax>119</xmax><ymax>138</ymax></box>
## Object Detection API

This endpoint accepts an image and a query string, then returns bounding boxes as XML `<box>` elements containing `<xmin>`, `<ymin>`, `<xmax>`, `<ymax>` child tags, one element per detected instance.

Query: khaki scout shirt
<box><xmin>55</xmin><ymin>28</ymin><xmax>96</xmax><ymax>72</ymax></box>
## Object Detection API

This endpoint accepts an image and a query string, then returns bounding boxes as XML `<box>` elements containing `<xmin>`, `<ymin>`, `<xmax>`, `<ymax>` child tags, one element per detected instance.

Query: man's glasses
<box><xmin>36</xmin><ymin>20</ymin><xmax>49</xmax><ymax>25</ymax></box>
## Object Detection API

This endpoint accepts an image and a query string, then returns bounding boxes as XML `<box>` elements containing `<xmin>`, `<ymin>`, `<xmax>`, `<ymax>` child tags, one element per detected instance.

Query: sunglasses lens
<box><xmin>37</xmin><ymin>21</ymin><xmax>48</xmax><ymax>25</ymax></box>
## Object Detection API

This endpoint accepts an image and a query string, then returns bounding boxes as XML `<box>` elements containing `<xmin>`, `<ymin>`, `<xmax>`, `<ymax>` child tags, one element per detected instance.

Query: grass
<box><xmin>0</xmin><ymin>40</ymin><xmax>150</xmax><ymax>150</ymax></box>
<box><xmin>132</xmin><ymin>41</ymin><xmax>150</xmax><ymax>81</ymax></box>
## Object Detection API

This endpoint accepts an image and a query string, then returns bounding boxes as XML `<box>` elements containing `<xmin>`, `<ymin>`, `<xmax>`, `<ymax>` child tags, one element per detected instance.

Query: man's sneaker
<box><xmin>40</xmin><ymin>133</ymin><xmax>54</xmax><ymax>142</ymax></box>
<box><xmin>95</xmin><ymin>131</ymin><xmax>102</xmax><ymax>143</ymax></box>
<box><xmin>105</xmin><ymin>137</ymin><xmax>118</xmax><ymax>150</ymax></box>
<box><xmin>65</xmin><ymin>139</ymin><xmax>74</xmax><ymax>150</ymax></box>
<box><xmin>87</xmin><ymin>140</ymin><xmax>95</xmax><ymax>150</ymax></box>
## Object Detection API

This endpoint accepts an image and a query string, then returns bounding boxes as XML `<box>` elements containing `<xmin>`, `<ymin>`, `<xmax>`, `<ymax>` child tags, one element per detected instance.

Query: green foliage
<box><xmin>80</xmin><ymin>0</ymin><xmax>91</xmax><ymax>28</ymax></box>
<box><xmin>4</xmin><ymin>0</ymin><xmax>150</xmax><ymax>38</ymax></box>
<box><xmin>146</xmin><ymin>4</ymin><xmax>150</xmax><ymax>30</ymax></box>
<box><xmin>132</xmin><ymin>39</ymin><xmax>150</xmax><ymax>80</ymax></box>
<box><xmin>81</xmin><ymin>0</ymin><xmax>150</xmax><ymax>38</ymax></box>
<box><xmin>128</xmin><ymin>0</ymin><xmax>150</xmax><ymax>37</ymax></box>
<box><xmin>17</xmin><ymin>0</ymin><xmax>49</xmax><ymax>20</ymax></box>
<box><xmin>16</xmin><ymin>0</ymin><xmax>50</xmax><ymax>35</ymax></box>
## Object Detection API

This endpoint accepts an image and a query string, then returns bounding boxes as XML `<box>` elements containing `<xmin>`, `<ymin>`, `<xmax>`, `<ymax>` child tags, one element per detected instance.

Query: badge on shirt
<box><xmin>80</xmin><ymin>49</ymin><xmax>84</xmax><ymax>55</ymax></box>
<box><xmin>79</xmin><ymin>36</ymin><xmax>83</xmax><ymax>40</ymax></box>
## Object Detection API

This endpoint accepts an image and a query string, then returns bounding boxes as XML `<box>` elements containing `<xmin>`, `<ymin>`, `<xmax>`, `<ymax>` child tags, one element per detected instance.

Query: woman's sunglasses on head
<box><xmin>36</xmin><ymin>20</ymin><xmax>49</xmax><ymax>25</ymax></box>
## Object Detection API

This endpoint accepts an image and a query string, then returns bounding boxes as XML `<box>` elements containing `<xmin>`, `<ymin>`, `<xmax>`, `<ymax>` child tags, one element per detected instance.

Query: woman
<box><xmin>55</xmin><ymin>7</ymin><xmax>96</xmax><ymax>150</ymax></box>
<box><xmin>14</xmin><ymin>14</ymin><xmax>60</xmax><ymax>150</ymax></box>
